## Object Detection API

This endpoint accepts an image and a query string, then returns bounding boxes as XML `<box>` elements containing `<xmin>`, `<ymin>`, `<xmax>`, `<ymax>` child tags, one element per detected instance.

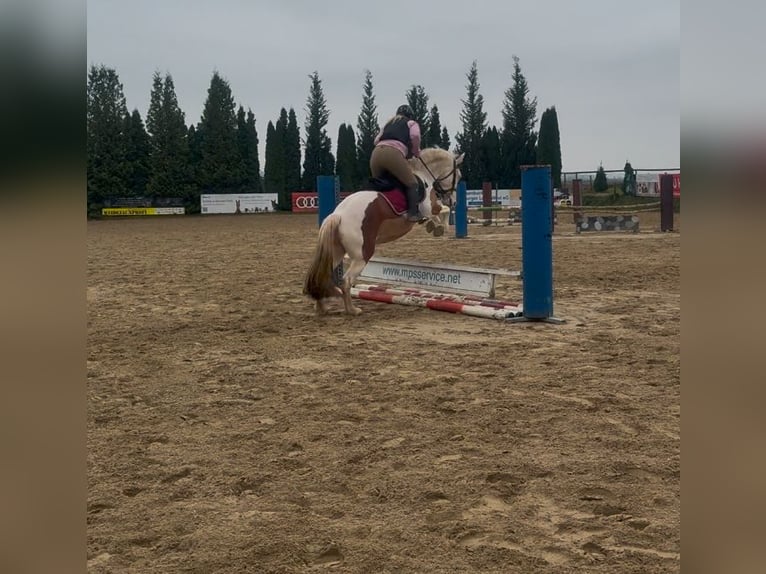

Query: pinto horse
<box><xmin>303</xmin><ymin>148</ymin><xmax>464</xmax><ymax>315</ymax></box>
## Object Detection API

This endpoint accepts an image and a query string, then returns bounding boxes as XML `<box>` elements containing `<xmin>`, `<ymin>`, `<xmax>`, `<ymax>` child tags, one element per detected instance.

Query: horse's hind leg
<box><xmin>341</xmin><ymin>257</ymin><xmax>367</xmax><ymax>315</ymax></box>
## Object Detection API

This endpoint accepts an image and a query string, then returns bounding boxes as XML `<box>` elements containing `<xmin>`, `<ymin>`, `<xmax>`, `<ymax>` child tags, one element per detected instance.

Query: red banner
<box><xmin>291</xmin><ymin>192</ymin><xmax>319</xmax><ymax>213</ymax></box>
<box><xmin>291</xmin><ymin>191</ymin><xmax>352</xmax><ymax>213</ymax></box>
<box><xmin>672</xmin><ymin>174</ymin><xmax>681</xmax><ymax>197</ymax></box>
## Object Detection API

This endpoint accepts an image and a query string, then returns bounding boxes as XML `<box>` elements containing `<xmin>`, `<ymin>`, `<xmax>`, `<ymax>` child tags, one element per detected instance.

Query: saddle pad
<box><xmin>379</xmin><ymin>189</ymin><xmax>407</xmax><ymax>215</ymax></box>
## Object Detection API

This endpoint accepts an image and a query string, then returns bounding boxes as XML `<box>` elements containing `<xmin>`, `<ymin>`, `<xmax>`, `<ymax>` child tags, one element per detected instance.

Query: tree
<box><xmin>455</xmin><ymin>60</ymin><xmax>488</xmax><ymax>189</ymax></box>
<box><xmin>622</xmin><ymin>160</ymin><xmax>636</xmax><ymax>196</ymax></box>
<box><xmin>501</xmin><ymin>56</ymin><xmax>538</xmax><ymax>188</ymax></box>
<box><xmin>146</xmin><ymin>71</ymin><xmax>190</xmax><ymax>200</ymax></box>
<box><xmin>284</xmin><ymin>108</ymin><xmax>302</xmax><ymax>192</ymax></box>
<box><xmin>274</xmin><ymin>108</ymin><xmax>290</xmax><ymax>206</ymax></box>
<box><xmin>356</xmin><ymin>70</ymin><xmax>379</xmax><ymax>188</ymax></box>
<box><xmin>123</xmin><ymin>109</ymin><xmax>150</xmax><ymax>196</ymax></box>
<box><xmin>263</xmin><ymin>120</ymin><xmax>284</xmax><ymax>201</ymax></box>
<box><xmin>197</xmin><ymin>71</ymin><xmax>240</xmax><ymax>192</ymax></box>
<box><xmin>405</xmin><ymin>84</ymin><xmax>431</xmax><ymax>148</ymax></box>
<box><xmin>536</xmin><ymin>106</ymin><xmax>562</xmax><ymax>189</ymax></box>
<box><xmin>427</xmin><ymin>105</ymin><xmax>443</xmax><ymax>149</ymax></box>
<box><xmin>480</xmin><ymin>126</ymin><xmax>502</xmax><ymax>187</ymax></box>
<box><xmin>441</xmin><ymin>127</ymin><xmax>451</xmax><ymax>152</ymax></box>
<box><xmin>594</xmin><ymin>164</ymin><xmax>609</xmax><ymax>192</ymax></box>
<box><xmin>335</xmin><ymin>124</ymin><xmax>358</xmax><ymax>192</ymax></box>
<box><xmin>237</xmin><ymin>106</ymin><xmax>261</xmax><ymax>192</ymax></box>
<box><xmin>302</xmin><ymin>71</ymin><xmax>334</xmax><ymax>190</ymax></box>
<box><xmin>86</xmin><ymin>64</ymin><xmax>129</xmax><ymax>207</ymax></box>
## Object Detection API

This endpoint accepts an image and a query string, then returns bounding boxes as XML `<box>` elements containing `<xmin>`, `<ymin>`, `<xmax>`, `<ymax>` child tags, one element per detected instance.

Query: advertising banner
<box><xmin>200</xmin><ymin>194</ymin><xmax>278</xmax><ymax>214</ymax></box>
<box><xmin>102</xmin><ymin>207</ymin><xmax>185</xmax><ymax>216</ymax></box>
<box><xmin>291</xmin><ymin>191</ymin><xmax>351</xmax><ymax>213</ymax></box>
<box><xmin>672</xmin><ymin>174</ymin><xmax>681</xmax><ymax>197</ymax></box>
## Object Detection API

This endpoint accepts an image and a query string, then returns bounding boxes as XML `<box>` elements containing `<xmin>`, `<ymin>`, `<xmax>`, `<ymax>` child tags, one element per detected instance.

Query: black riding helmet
<box><xmin>396</xmin><ymin>104</ymin><xmax>414</xmax><ymax>119</ymax></box>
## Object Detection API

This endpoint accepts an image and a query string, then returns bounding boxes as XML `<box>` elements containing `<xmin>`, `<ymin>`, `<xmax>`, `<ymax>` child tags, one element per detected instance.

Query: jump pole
<box><xmin>508</xmin><ymin>165</ymin><xmax>565</xmax><ymax>324</ymax></box>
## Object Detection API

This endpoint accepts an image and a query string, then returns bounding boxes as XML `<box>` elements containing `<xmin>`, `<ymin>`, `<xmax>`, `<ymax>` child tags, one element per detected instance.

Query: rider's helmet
<box><xmin>396</xmin><ymin>104</ymin><xmax>414</xmax><ymax>120</ymax></box>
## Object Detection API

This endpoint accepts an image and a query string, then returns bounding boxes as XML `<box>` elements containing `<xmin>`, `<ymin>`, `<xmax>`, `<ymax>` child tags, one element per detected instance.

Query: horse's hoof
<box><xmin>432</xmin><ymin>225</ymin><xmax>444</xmax><ymax>237</ymax></box>
<box><xmin>347</xmin><ymin>306</ymin><xmax>362</xmax><ymax>316</ymax></box>
<box><xmin>425</xmin><ymin>220</ymin><xmax>435</xmax><ymax>233</ymax></box>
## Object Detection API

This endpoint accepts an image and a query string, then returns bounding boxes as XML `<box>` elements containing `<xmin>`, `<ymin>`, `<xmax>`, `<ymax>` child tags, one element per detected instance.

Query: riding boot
<box><xmin>405</xmin><ymin>185</ymin><xmax>421</xmax><ymax>222</ymax></box>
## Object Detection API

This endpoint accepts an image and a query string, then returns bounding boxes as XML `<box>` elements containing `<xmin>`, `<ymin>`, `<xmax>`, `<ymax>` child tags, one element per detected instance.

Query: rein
<box><xmin>418</xmin><ymin>156</ymin><xmax>457</xmax><ymax>200</ymax></box>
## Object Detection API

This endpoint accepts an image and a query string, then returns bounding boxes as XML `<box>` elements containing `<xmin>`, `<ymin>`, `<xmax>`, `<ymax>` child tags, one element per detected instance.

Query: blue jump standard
<box><xmin>507</xmin><ymin>165</ymin><xmax>565</xmax><ymax>324</ymax></box>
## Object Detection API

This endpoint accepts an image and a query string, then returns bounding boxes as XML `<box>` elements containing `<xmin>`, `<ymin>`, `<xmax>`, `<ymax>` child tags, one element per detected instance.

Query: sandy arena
<box><xmin>87</xmin><ymin>211</ymin><xmax>680</xmax><ymax>573</ymax></box>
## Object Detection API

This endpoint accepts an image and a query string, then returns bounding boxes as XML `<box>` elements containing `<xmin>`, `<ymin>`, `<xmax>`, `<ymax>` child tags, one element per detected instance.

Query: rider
<box><xmin>370</xmin><ymin>104</ymin><xmax>422</xmax><ymax>222</ymax></box>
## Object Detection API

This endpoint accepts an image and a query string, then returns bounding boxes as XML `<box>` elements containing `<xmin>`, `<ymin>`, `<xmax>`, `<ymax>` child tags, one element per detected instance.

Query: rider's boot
<box><xmin>405</xmin><ymin>185</ymin><xmax>421</xmax><ymax>222</ymax></box>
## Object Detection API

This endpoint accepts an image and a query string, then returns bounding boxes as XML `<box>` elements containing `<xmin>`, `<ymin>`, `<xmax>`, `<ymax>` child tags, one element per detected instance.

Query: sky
<box><xmin>87</xmin><ymin>0</ymin><xmax>680</xmax><ymax>174</ymax></box>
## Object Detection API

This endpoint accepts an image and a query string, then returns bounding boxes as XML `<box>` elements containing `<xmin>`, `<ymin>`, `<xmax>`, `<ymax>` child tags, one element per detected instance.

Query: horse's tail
<box><xmin>303</xmin><ymin>214</ymin><xmax>342</xmax><ymax>301</ymax></box>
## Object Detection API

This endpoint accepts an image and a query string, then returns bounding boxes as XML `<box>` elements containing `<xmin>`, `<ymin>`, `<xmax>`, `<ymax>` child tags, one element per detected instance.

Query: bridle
<box><xmin>418</xmin><ymin>156</ymin><xmax>458</xmax><ymax>202</ymax></box>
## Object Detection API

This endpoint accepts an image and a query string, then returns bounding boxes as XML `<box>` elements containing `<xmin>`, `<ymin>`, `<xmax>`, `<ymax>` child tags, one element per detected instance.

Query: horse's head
<box><xmin>412</xmin><ymin>148</ymin><xmax>465</xmax><ymax>212</ymax></box>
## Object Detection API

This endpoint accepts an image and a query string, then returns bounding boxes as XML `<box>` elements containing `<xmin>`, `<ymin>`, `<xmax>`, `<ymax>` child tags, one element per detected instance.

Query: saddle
<box><xmin>368</xmin><ymin>174</ymin><xmax>426</xmax><ymax>199</ymax></box>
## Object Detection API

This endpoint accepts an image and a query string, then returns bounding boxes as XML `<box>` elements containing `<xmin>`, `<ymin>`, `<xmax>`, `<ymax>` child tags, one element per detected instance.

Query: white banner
<box><xmin>359</xmin><ymin>256</ymin><xmax>519</xmax><ymax>297</ymax></box>
<box><xmin>200</xmin><ymin>193</ymin><xmax>279</xmax><ymax>214</ymax></box>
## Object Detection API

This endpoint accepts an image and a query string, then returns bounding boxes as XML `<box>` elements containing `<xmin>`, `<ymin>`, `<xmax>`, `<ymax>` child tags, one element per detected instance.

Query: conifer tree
<box><xmin>441</xmin><ymin>127</ymin><xmax>451</xmax><ymax>152</ymax></box>
<box><xmin>86</xmin><ymin>64</ymin><xmax>129</xmax><ymax>206</ymax></box>
<box><xmin>237</xmin><ymin>106</ymin><xmax>261</xmax><ymax>192</ymax></box>
<box><xmin>622</xmin><ymin>161</ymin><xmax>636</xmax><ymax>196</ymax></box>
<box><xmin>123</xmin><ymin>109</ymin><xmax>150</xmax><ymax>196</ymax></box>
<box><xmin>455</xmin><ymin>61</ymin><xmax>487</xmax><ymax>188</ymax></box>
<box><xmin>275</xmin><ymin>108</ymin><xmax>290</xmax><ymax>206</ymax></box>
<box><xmin>356</xmin><ymin>70</ymin><xmax>379</xmax><ymax>188</ymax></box>
<box><xmin>405</xmin><ymin>85</ymin><xmax>431</xmax><ymax>147</ymax></box>
<box><xmin>264</xmin><ymin>120</ymin><xmax>285</xmax><ymax>201</ymax></box>
<box><xmin>536</xmin><ymin>106</ymin><xmax>562</xmax><ymax>188</ymax></box>
<box><xmin>146</xmin><ymin>71</ymin><xmax>190</xmax><ymax>199</ymax></box>
<box><xmin>302</xmin><ymin>71</ymin><xmax>334</xmax><ymax>190</ymax></box>
<box><xmin>335</xmin><ymin>124</ymin><xmax>358</xmax><ymax>192</ymax></box>
<box><xmin>284</xmin><ymin>108</ymin><xmax>302</xmax><ymax>192</ymax></box>
<box><xmin>197</xmin><ymin>71</ymin><xmax>240</xmax><ymax>192</ymax></box>
<box><xmin>480</xmin><ymin>126</ymin><xmax>502</xmax><ymax>187</ymax></box>
<box><xmin>427</xmin><ymin>105</ymin><xmax>443</xmax><ymax>149</ymax></box>
<box><xmin>500</xmin><ymin>56</ymin><xmax>538</xmax><ymax>188</ymax></box>
<box><xmin>594</xmin><ymin>164</ymin><xmax>609</xmax><ymax>192</ymax></box>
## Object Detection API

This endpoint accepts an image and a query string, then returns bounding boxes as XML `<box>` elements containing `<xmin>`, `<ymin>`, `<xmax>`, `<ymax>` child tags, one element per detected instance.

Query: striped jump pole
<box><xmin>350</xmin><ymin>287</ymin><xmax>522</xmax><ymax>320</ymax></box>
<box><xmin>508</xmin><ymin>165</ymin><xmax>565</xmax><ymax>324</ymax></box>
<box><xmin>354</xmin><ymin>284</ymin><xmax>521</xmax><ymax>311</ymax></box>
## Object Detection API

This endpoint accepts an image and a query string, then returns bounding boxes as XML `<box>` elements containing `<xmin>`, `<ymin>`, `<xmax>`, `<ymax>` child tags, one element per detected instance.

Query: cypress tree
<box><xmin>536</xmin><ymin>106</ymin><xmax>562</xmax><ymax>188</ymax></box>
<box><xmin>275</xmin><ymin>108</ymin><xmax>289</xmax><ymax>206</ymax></box>
<box><xmin>237</xmin><ymin>106</ymin><xmax>261</xmax><ymax>192</ymax></box>
<box><xmin>335</xmin><ymin>123</ymin><xmax>358</xmax><ymax>192</ymax></box>
<box><xmin>455</xmin><ymin>60</ymin><xmax>488</xmax><ymax>189</ymax></box>
<box><xmin>302</xmin><ymin>71</ymin><xmax>334</xmax><ymax>190</ymax></box>
<box><xmin>356</xmin><ymin>70</ymin><xmax>379</xmax><ymax>189</ymax></box>
<box><xmin>427</xmin><ymin>105</ymin><xmax>443</xmax><ymax>149</ymax></box>
<box><xmin>264</xmin><ymin>120</ymin><xmax>285</xmax><ymax>201</ymax></box>
<box><xmin>480</xmin><ymin>126</ymin><xmax>502</xmax><ymax>187</ymax></box>
<box><xmin>500</xmin><ymin>56</ymin><xmax>538</xmax><ymax>188</ymax></box>
<box><xmin>197</xmin><ymin>71</ymin><xmax>240</xmax><ymax>192</ymax></box>
<box><xmin>86</xmin><ymin>64</ymin><xmax>129</xmax><ymax>207</ymax></box>
<box><xmin>285</xmin><ymin>108</ymin><xmax>302</xmax><ymax>192</ymax></box>
<box><xmin>405</xmin><ymin>85</ymin><xmax>431</xmax><ymax>148</ymax></box>
<box><xmin>123</xmin><ymin>109</ymin><xmax>150</xmax><ymax>197</ymax></box>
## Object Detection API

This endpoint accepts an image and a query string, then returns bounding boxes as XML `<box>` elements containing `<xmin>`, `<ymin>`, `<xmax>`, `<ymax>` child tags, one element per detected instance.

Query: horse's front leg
<box><xmin>425</xmin><ymin>216</ymin><xmax>445</xmax><ymax>237</ymax></box>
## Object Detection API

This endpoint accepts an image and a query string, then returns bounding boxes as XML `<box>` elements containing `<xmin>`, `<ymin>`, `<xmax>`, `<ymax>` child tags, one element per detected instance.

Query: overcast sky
<box><xmin>87</xmin><ymin>0</ymin><xmax>679</xmax><ymax>173</ymax></box>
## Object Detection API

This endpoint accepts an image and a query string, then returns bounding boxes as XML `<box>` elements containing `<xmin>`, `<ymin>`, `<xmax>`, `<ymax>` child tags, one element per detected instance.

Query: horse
<box><xmin>303</xmin><ymin>147</ymin><xmax>464</xmax><ymax>315</ymax></box>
